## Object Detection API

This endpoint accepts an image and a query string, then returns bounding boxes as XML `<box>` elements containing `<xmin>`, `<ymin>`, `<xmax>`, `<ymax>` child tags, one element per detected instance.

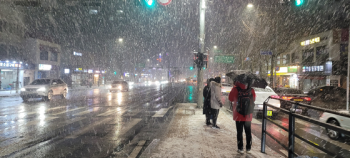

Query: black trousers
<box><xmin>235</xmin><ymin>121</ymin><xmax>252</xmax><ymax>150</ymax></box>
<box><xmin>211</xmin><ymin>109</ymin><xmax>220</xmax><ymax>126</ymax></box>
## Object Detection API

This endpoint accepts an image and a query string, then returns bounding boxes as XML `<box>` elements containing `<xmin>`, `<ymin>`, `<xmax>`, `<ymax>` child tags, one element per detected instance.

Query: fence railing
<box><xmin>261</xmin><ymin>97</ymin><xmax>350</xmax><ymax>158</ymax></box>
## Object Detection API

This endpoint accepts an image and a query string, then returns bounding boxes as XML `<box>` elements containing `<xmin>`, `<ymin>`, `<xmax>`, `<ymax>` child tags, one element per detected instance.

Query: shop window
<box><xmin>302</xmin><ymin>49</ymin><xmax>314</xmax><ymax>64</ymax></box>
<box><xmin>0</xmin><ymin>44</ymin><xmax>7</xmax><ymax>60</ymax></box>
<box><xmin>9</xmin><ymin>46</ymin><xmax>19</xmax><ymax>60</ymax></box>
<box><xmin>291</xmin><ymin>53</ymin><xmax>296</xmax><ymax>63</ymax></box>
<box><xmin>316</xmin><ymin>46</ymin><xmax>329</xmax><ymax>64</ymax></box>
<box><xmin>40</xmin><ymin>50</ymin><xmax>49</xmax><ymax>60</ymax></box>
<box><xmin>277</xmin><ymin>56</ymin><xmax>280</xmax><ymax>65</ymax></box>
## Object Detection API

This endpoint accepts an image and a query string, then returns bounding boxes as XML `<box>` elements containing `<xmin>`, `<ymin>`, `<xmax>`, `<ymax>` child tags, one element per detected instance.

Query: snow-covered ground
<box><xmin>0</xmin><ymin>90</ymin><xmax>20</xmax><ymax>97</ymax></box>
<box><xmin>149</xmin><ymin>103</ymin><xmax>283</xmax><ymax>158</ymax></box>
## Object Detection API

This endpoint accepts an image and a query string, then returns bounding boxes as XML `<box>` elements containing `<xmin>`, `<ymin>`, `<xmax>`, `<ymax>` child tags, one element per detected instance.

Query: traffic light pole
<box><xmin>196</xmin><ymin>0</ymin><xmax>206</xmax><ymax>108</ymax></box>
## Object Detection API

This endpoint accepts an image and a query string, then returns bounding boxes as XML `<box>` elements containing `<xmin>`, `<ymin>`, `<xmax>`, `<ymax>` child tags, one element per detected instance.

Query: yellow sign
<box><xmin>78</xmin><ymin>68</ymin><xmax>82</xmax><ymax>71</ymax></box>
<box><xmin>301</xmin><ymin>37</ymin><xmax>320</xmax><ymax>46</ymax></box>
<box><xmin>267</xmin><ymin>111</ymin><xmax>272</xmax><ymax>116</ymax></box>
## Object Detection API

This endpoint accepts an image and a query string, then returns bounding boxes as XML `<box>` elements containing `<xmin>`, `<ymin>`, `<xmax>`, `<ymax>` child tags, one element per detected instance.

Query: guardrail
<box><xmin>261</xmin><ymin>97</ymin><xmax>350</xmax><ymax>158</ymax></box>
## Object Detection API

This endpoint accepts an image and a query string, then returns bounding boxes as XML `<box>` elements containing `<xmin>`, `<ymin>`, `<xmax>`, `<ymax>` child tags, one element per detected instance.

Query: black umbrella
<box><xmin>234</xmin><ymin>73</ymin><xmax>268</xmax><ymax>89</ymax></box>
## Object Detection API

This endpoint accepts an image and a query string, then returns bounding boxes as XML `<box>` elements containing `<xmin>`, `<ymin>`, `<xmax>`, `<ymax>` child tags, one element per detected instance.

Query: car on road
<box><xmin>221</xmin><ymin>83</ymin><xmax>232</xmax><ymax>96</ymax></box>
<box><xmin>307</xmin><ymin>86</ymin><xmax>346</xmax><ymax>102</ymax></box>
<box><xmin>253</xmin><ymin>86</ymin><xmax>281</xmax><ymax>118</ymax></box>
<box><xmin>20</xmin><ymin>78</ymin><xmax>68</xmax><ymax>102</ymax></box>
<box><xmin>275</xmin><ymin>87</ymin><xmax>311</xmax><ymax>114</ymax></box>
<box><xmin>110</xmin><ymin>80</ymin><xmax>129</xmax><ymax>92</ymax></box>
<box><xmin>319</xmin><ymin>110</ymin><xmax>350</xmax><ymax>140</ymax></box>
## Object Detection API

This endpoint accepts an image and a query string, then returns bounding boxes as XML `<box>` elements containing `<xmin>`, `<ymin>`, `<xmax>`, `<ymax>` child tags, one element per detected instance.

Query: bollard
<box><xmin>261</xmin><ymin>101</ymin><xmax>267</xmax><ymax>153</ymax></box>
<box><xmin>288</xmin><ymin>112</ymin><xmax>295</xmax><ymax>158</ymax></box>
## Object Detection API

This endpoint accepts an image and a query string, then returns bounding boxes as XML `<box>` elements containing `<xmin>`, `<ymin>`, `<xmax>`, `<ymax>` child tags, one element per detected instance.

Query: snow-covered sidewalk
<box><xmin>148</xmin><ymin>103</ymin><xmax>284</xmax><ymax>158</ymax></box>
<box><xmin>0</xmin><ymin>90</ymin><xmax>20</xmax><ymax>97</ymax></box>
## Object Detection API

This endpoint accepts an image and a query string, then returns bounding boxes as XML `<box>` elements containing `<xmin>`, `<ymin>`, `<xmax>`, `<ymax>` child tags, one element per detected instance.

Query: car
<box><xmin>20</xmin><ymin>78</ymin><xmax>68</xmax><ymax>101</ymax></box>
<box><xmin>253</xmin><ymin>86</ymin><xmax>281</xmax><ymax>118</ymax></box>
<box><xmin>307</xmin><ymin>86</ymin><xmax>346</xmax><ymax>102</ymax></box>
<box><xmin>319</xmin><ymin>110</ymin><xmax>350</xmax><ymax>140</ymax></box>
<box><xmin>110</xmin><ymin>80</ymin><xmax>129</xmax><ymax>92</ymax></box>
<box><xmin>275</xmin><ymin>87</ymin><xmax>311</xmax><ymax>114</ymax></box>
<box><xmin>221</xmin><ymin>83</ymin><xmax>232</xmax><ymax>96</ymax></box>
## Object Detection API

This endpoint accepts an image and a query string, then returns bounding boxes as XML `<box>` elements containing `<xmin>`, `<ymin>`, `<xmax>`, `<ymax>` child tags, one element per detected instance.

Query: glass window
<box><xmin>51</xmin><ymin>51</ymin><xmax>58</xmax><ymax>61</ymax></box>
<box><xmin>316</xmin><ymin>46</ymin><xmax>328</xmax><ymax>64</ymax></box>
<box><xmin>302</xmin><ymin>49</ymin><xmax>314</xmax><ymax>63</ymax></box>
<box><xmin>30</xmin><ymin>79</ymin><xmax>51</xmax><ymax>85</ymax></box>
<box><xmin>40</xmin><ymin>50</ymin><xmax>49</xmax><ymax>60</ymax></box>
<box><xmin>277</xmin><ymin>56</ymin><xmax>280</xmax><ymax>65</ymax></box>
<box><xmin>57</xmin><ymin>79</ymin><xmax>64</xmax><ymax>84</ymax></box>
<box><xmin>0</xmin><ymin>44</ymin><xmax>7</xmax><ymax>60</ymax></box>
<box><xmin>291</xmin><ymin>53</ymin><xmax>296</xmax><ymax>63</ymax></box>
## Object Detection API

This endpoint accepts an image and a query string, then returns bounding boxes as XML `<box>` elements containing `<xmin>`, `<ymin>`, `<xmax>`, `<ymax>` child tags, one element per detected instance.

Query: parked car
<box><xmin>253</xmin><ymin>86</ymin><xmax>281</xmax><ymax>118</ymax></box>
<box><xmin>221</xmin><ymin>83</ymin><xmax>232</xmax><ymax>96</ymax></box>
<box><xmin>275</xmin><ymin>87</ymin><xmax>311</xmax><ymax>115</ymax></box>
<box><xmin>319</xmin><ymin>110</ymin><xmax>350</xmax><ymax>140</ymax></box>
<box><xmin>20</xmin><ymin>78</ymin><xmax>68</xmax><ymax>101</ymax></box>
<box><xmin>110</xmin><ymin>80</ymin><xmax>129</xmax><ymax>92</ymax></box>
<box><xmin>307</xmin><ymin>86</ymin><xmax>346</xmax><ymax>102</ymax></box>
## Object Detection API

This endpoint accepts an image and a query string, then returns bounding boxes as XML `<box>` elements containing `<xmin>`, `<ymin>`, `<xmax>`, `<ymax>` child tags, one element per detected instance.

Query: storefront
<box><xmin>36</xmin><ymin>64</ymin><xmax>59</xmax><ymax>79</ymax></box>
<box><xmin>275</xmin><ymin>66</ymin><xmax>299</xmax><ymax>89</ymax></box>
<box><xmin>0</xmin><ymin>61</ymin><xmax>33</xmax><ymax>90</ymax></box>
<box><xmin>299</xmin><ymin>61</ymin><xmax>333</xmax><ymax>91</ymax></box>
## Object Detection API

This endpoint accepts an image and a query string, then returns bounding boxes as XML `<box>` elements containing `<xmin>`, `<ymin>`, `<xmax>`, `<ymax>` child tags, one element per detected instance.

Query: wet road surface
<box><xmin>0</xmin><ymin>83</ymin><xmax>185</xmax><ymax>157</ymax></box>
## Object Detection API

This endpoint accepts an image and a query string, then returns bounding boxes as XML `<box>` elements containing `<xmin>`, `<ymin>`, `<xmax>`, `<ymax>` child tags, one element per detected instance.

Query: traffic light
<box><xmin>190</xmin><ymin>67</ymin><xmax>193</xmax><ymax>70</ymax></box>
<box><xmin>145</xmin><ymin>0</ymin><xmax>154</xmax><ymax>6</ymax></box>
<box><xmin>203</xmin><ymin>67</ymin><xmax>205</xmax><ymax>70</ymax></box>
<box><xmin>114</xmin><ymin>71</ymin><xmax>117</xmax><ymax>75</ymax></box>
<box><xmin>295</xmin><ymin>0</ymin><xmax>304</xmax><ymax>6</ymax></box>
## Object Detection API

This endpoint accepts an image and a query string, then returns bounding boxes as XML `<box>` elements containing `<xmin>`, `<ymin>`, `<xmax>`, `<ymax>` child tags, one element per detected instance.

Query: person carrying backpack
<box><xmin>203</xmin><ymin>78</ymin><xmax>214</xmax><ymax>126</ymax></box>
<box><xmin>228</xmin><ymin>80</ymin><xmax>256</xmax><ymax>154</ymax></box>
<box><xmin>210</xmin><ymin>77</ymin><xmax>223</xmax><ymax>129</ymax></box>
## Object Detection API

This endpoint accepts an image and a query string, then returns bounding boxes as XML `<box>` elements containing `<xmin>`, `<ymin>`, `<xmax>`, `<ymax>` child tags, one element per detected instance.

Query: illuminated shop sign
<box><xmin>302</xmin><ymin>65</ymin><xmax>324</xmax><ymax>72</ymax></box>
<box><xmin>73</xmin><ymin>51</ymin><xmax>82</xmax><ymax>56</ymax></box>
<box><xmin>64</xmin><ymin>69</ymin><xmax>70</xmax><ymax>74</ymax></box>
<box><xmin>74</xmin><ymin>68</ymin><xmax>83</xmax><ymax>72</ymax></box>
<box><xmin>300</xmin><ymin>37</ymin><xmax>320</xmax><ymax>46</ymax></box>
<box><xmin>88</xmin><ymin>69</ymin><xmax>93</xmax><ymax>73</ymax></box>
<box><xmin>276</xmin><ymin>67</ymin><xmax>288</xmax><ymax>73</ymax></box>
<box><xmin>95</xmin><ymin>70</ymin><xmax>100</xmax><ymax>73</ymax></box>
<box><xmin>38</xmin><ymin>64</ymin><xmax>52</xmax><ymax>70</ymax></box>
<box><xmin>288</xmin><ymin>66</ymin><xmax>298</xmax><ymax>73</ymax></box>
<box><xmin>0</xmin><ymin>62</ymin><xmax>21</xmax><ymax>68</ymax></box>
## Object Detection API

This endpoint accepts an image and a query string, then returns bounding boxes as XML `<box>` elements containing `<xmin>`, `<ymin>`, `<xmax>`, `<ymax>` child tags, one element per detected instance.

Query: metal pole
<box><xmin>261</xmin><ymin>102</ymin><xmax>267</xmax><ymax>153</ymax></box>
<box><xmin>288</xmin><ymin>113</ymin><xmax>295</xmax><ymax>158</ymax></box>
<box><xmin>16</xmin><ymin>62</ymin><xmax>19</xmax><ymax>93</ymax></box>
<box><xmin>197</xmin><ymin>0</ymin><xmax>206</xmax><ymax>108</ymax></box>
<box><xmin>347</xmin><ymin>24</ymin><xmax>350</xmax><ymax>112</ymax></box>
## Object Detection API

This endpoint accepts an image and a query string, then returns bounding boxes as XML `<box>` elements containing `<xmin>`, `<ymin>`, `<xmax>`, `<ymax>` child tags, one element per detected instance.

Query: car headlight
<box><xmin>108</xmin><ymin>85</ymin><xmax>112</xmax><ymax>88</ymax></box>
<box><xmin>21</xmin><ymin>88</ymin><xmax>26</xmax><ymax>91</ymax></box>
<box><xmin>37</xmin><ymin>87</ymin><xmax>46</xmax><ymax>91</ymax></box>
<box><xmin>118</xmin><ymin>85</ymin><xmax>122</xmax><ymax>89</ymax></box>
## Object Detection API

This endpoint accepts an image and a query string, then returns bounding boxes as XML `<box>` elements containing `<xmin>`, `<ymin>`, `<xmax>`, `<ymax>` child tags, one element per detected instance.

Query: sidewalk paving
<box><xmin>0</xmin><ymin>90</ymin><xmax>20</xmax><ymax>97</ymax></box>
<box><xmin>148</xmin><ymin>103</ymin><xmax>284</xmax><ymax>158</ymax></box>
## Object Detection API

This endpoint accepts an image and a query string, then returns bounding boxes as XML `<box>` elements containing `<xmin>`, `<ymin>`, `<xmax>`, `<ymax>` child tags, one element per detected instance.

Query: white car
<box><xmin>253</xmin><ymin>86</ymin><xmax>281</xmax><ymax>118</ymax></box>
<box><xmin>319</xmin><ymin>110</ymin><xmax>350</xmax><ymax>140</ymax></box>
<box><xmin>110</xmin><ymin>80</ymin><xmax>129</xmax><ymax>92</ymax></box>
<box><xmin>221</xmin><ymin>83</ymin><xmax>233</xmax><ymax>95</ymax></box>
<box><xmin>20</xmin><ymin>78</ymin><xmax>68</xmax><ymax>101</ymax></box>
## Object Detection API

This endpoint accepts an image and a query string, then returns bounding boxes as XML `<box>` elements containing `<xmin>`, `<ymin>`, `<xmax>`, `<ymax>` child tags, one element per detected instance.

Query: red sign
<box><xmin>157</xmin><ymin>0</ymin><xmax>172</xmax><ymax>6</ymax></box>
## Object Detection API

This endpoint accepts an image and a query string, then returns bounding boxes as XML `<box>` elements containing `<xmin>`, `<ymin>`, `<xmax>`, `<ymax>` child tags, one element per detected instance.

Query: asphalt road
<box><xmin>0</xmin><ymin>83</ymin><xmax>185</xmax><ymax>158</ymax></box>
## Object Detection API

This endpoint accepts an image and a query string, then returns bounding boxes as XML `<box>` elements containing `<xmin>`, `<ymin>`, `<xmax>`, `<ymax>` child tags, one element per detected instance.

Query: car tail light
<box><xmin>282</xmin><ymin>96</ymin><xmax>293</xmax><ymax>100</ymax></box>
<box><xmin>304</xmin><ymin>97</ymin><xmax>312</xmax><ymax>101</ymax></box>
<box><xmin>270</xmin><ymin>95</ymin><xmax>280</xmax><ymax>99</ymax></box>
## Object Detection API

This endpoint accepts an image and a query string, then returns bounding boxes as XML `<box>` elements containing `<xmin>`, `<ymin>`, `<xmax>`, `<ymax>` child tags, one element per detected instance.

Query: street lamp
<box><xmin>118</xmin><ymin>38</ymin><xmax>123</xmax><ymax>42</ymax></box>
<box><xmin>247</xmin><ymin>3</ymin><xmax>253</xmax><ymax>8</ymax></box>
<box><xmin>213</xmin><ymin>46</ymin><xmax>217</xmax><ymax>49</ymax></box>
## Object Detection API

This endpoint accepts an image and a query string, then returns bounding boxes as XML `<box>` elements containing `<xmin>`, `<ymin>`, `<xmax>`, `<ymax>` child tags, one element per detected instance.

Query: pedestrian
<box><xmin>228</xmin><ymin>80</ymin><xmax>256</xmax><ymax>154</ymax></box>
<box><xmin>210</xmin><ymin>76</ymin><xmax>223</xmax><ymax>129</ymax></box>
<box><xmin>203</xmin><ymin>78</ymin><xmax>213</xmax><ymax>126</ymax></box>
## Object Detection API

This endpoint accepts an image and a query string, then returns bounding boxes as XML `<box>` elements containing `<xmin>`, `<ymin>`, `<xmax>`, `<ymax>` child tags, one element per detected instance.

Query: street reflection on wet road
<box><xmin>0</xmin><ymin>83</ymin><xmax>185</xmax><ymax>157</ymax></box>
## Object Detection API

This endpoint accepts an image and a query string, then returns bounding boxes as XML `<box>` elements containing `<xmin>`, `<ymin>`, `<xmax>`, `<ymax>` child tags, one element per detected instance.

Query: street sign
<box><xmin>138</xmin><ymin>63</ymin><xmax>146</xmax><ymax>68</ymax></box>
<box><xmin>275</xmin><ymin>66</ymin><xmax>280</xmax><ymax>71</ymax></box>
<box><xmin>214</xmin><ymin>55</ymin><xmax>234</xmax><ymax>64</ymax></box>
<box><xmin>158</xmin><ymin>0</ymin><xmax>172</xmax><ymax>6</ymax></box>
<box><xmin>260</xmin><ymin>50</ymin><xmax>273</xmax><ymax>55</ymax></box>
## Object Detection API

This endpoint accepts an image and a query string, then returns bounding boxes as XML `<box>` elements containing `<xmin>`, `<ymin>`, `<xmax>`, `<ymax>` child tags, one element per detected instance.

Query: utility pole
<box><xmin>15</xmin><ymin>61</ymin><xmax>19</xmax><ymax>93</ymax></box>
<box><xmin>196</xmin><ymin>0</ymin><xmax>206</xmax><ymax>108</ymax></box>
<box><xmin>347</xmin><ymin>24</ymin><xmax>350</xmax><ymax>112</ymax></box>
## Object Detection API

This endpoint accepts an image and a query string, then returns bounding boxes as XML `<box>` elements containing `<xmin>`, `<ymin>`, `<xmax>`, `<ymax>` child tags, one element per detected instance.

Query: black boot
<box><xmin>206</xmin><ymin>119</ymin><xmax>212</xmax><ymax>126</ymax></box>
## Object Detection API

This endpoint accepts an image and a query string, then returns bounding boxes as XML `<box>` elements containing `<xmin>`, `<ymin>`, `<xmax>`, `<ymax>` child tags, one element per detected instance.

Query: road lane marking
<box><xmin>116</xmin><ymin>119</ymin><xmax>142</xmax><ymax>136</ymax></box>
<box><xmin>50</xmin><ymin>107</ymin><xmax>85</xmax><ymax>115</ymax></box>
<box><xmin>0</xmin><ymin>117</ymin><xmax>59</xmax><ymax>133</ymax></box>
<box><xmin>97</xmin><ymin>109</ymin><xmax>119</xmax><ymax>117</ymax></box>
<box><xmin>66</xmin><ymin>117</ymin><xmax>114</xmax><ymax>139</ymax></box>
<box><xmin>129</xmin><ymin>140</ymin><xmax>146</xmax><ymax>158</ymax></box>
<box><xmin>152</xmin><ymin>106</ymin><xmax>173</xmax><ymax>118</ymax></box>
<box><xmin>73</xmin><ymin>110</ymin><xmax>92</xmax><ymax>116</ymax></box>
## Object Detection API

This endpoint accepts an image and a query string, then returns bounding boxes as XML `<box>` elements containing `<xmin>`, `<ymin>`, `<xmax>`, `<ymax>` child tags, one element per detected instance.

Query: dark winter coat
<box><xmin>203</xmin><ymin>85</ymin><xmax>211</xmax><ymax>115</ymax></box>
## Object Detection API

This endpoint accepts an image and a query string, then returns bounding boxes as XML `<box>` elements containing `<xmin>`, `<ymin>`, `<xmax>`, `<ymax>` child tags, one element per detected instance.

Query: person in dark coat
<box><xmin>203</xmin><ymin>78</ymin><xmax>214</xmax><ymax>126</ymax></box>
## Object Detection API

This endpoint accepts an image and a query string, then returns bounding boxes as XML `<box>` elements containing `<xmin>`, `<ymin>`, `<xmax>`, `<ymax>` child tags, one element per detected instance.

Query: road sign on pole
<box><xmin>214</xmin><ymin>55</ymin><xmax>234</xmax><ymax>63</ymax></box>
<box><xmin>157</xmin><ymin>0</ymin><xmax>172</xmax><ymax>6</ymax></box>
<box><xmin>260</xmin><ymin>50</ymin><xmax>273</xmax><ymax>55</ymax></box>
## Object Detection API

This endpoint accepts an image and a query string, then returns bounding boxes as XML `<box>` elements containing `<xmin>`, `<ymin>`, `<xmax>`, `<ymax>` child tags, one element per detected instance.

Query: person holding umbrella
<box><xmin>210</xmin><ymin>76</ymin><xmax>223</xmax><ymax>129</ymax></box>
<box><xmin>229</xmin><ymin>74</ymin><xmax>257</xmax><ymax>154</ymax></box>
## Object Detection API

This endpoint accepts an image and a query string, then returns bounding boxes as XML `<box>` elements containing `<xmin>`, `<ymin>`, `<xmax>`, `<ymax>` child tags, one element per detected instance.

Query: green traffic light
<box><xmin>295</xmin><ymin>0</ymin><xmax>304</xmax><ymax>6</ymax></box>
<box><xmin>190</xmin><ymin>67</ymin><xmax>193</xmax><ymax>70</ymax></box>
<box><xmin>145</xmin><ymin>0</ymin><xmax>154</xmax><ymax>6</ymax></box>
<box><xmin>114</xmin><ymin>71</ymin><xmax>117</xmax><ymax>75</ymax></box>
<box><xmin>203</xmin><ymin>67</ymin><xmax>206</xmax><ymax>70</ymax></box>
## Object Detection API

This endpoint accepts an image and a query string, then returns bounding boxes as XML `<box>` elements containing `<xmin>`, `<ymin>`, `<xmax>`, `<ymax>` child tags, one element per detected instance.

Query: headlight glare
<box><xmin>37</xmin><ymin>87</ymin><xmax>46</xmax><ymax>91</ymax></box>
<box><xmin>21</xmin><ymin>88</ymin><xmax>26</xmax><ymax>91</ymax></box>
